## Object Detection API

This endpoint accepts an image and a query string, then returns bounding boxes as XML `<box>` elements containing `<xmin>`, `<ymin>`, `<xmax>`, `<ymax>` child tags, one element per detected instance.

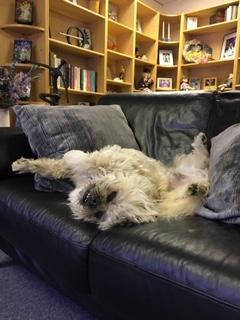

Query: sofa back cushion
<box><xmin>14</xmin><ymin>104</ymin><xmax>139</xmax><ymax>192</ymax></box>
<box><xmin>198</xmin><ymin>124</ymin><xmax>240</xmax><ymax>223</ymax></box>
<box><xmin>100</xmin><ymin>92</ymin><xmax>214</xmax><ymax>164</ymax></box>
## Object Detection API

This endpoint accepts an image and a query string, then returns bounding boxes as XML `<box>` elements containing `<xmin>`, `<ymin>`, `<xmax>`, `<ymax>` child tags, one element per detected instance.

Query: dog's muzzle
<box><xmin>82</xmin><ymin>190</ymin><xmax>101</xmax><ymax>209</ymax></box>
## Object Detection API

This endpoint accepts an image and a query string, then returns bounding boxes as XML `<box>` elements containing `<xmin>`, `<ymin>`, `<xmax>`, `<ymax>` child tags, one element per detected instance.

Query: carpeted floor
<box><xmin>0</xmin><ymin>250</ymin><xmax>97</xmax><ymax>320</ymax></box>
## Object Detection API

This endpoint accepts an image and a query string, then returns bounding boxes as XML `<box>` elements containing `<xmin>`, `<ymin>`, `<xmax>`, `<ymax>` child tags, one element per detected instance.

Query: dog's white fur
<box><xmin>12</xmin><ymin>133</ymin><xmax>209</xmax><ymax>230</ymax></box>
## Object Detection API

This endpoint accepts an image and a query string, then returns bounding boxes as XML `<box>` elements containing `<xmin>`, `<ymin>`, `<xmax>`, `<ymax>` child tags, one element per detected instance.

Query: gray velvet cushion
<box><xmin>197</xmin><ymin>124</ymin><xmax>240</xmax><ymax>223</ymax></box>
<box><xmin>14</xmin><ymin>104</ymin><xmax>139</xmax><ymax>192</ymax></box>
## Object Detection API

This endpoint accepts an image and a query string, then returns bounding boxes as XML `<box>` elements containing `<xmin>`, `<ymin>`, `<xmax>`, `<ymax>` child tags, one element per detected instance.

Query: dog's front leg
<box><xmin>12</xmin><ymin>157</ymin><xmax>73</xmax><ymax>180</ymax></box>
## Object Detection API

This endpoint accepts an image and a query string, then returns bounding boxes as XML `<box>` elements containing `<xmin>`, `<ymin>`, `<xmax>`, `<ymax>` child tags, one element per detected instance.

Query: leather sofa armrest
<box><xmin>0</xmin><ymin>128</ymin><xmax>34</xmax><ymax>178</ymax></box>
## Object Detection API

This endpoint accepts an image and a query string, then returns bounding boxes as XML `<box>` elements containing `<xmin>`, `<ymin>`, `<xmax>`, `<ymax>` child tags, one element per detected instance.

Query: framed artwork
<box><xmin>13</xmin><ymin>39</ymin><xmax>32</xmax><ymax>62</ymax></box>
<box><xmin>15</xmin><ymin>0</ymin><xmax>33</xmax><ymax>25</ymax></box>
<box><xmin>159</xmin><ymin>49</ymin><xmax>174</xmax><ymax>66</ymax></box>
<box><xmin>221</xmin><ymin>32</ymin><xmax>236</xmax><ymax>60</ymax></box>
<box><xmin>189</xmin><ymin>78</ymin><xmax>201</xmax><ymax>90</ymax></box>
<box><xmin>187</xmin><ymin>17</ymin><xmax>198</xmax><ymax>30</ymax></box>
<box><xmin>157</xmin><ymin>77</ymin><xmax>172</xmax><ymax>90</ymax></box>
<box><xmin>203</xmin><ymin>77</ymin><xmax>217</xmax><ymax>90</ymax></box>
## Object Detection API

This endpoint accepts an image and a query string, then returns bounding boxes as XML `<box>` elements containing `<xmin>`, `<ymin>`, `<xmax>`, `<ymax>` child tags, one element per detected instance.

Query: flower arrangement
<box><xmin>0</xmin><ymin>64</ymin><xmax>37</xmax><ymax>109</ymax></box>
<box><xmin>183</xmin><ymin>39</ymin><xmax>213</xmax><ymax>64</ymax></box>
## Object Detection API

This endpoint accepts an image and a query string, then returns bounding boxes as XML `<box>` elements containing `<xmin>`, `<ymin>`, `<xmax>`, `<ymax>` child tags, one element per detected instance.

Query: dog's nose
<box><xmin>82</xmin><ymin>190</ymin><xmax>101</xmax><ymax>209</ymax></box>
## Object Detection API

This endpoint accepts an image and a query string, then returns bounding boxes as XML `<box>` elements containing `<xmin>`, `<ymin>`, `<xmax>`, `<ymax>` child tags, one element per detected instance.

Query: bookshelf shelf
<box><xmin>108</xmin><ymin>19</ymin><xmax>133</xmax><ymax>33</ymax></box>
<box><xmin>157</xmin><ymin>64</ymin><xmax>178</xmax><ymax>69</ymax></box>
<box><xmin>181</xmin><ymin>59</ymin><xmax>234</xmax><ymax>69</ymax></box>
<box><xmin>59</xmin><ymin>87</ymin><xmax>104</xmax><ymax>96</ymax></box>
<box><xmin>107</xmin><ymin>49</ymin><xmax>132</xmax><ymax>60</ymax></box>
<box><xmin>50</xmin><ymin>38</ymin><xmax>104</xmax><ymax>58</ymax></box>
<box><xmin>135</xmin><ymin>58</ymin><xmax>155</xmax><ymax>66</ymax></box>
<box><xmin>107</xmin><ymin>79</ymin><xmax>132</xmax><ymax>87</ymax></box>
<box><xmin>0</xmin><ymin>24</ymin><xmax>45</xmax><ymax>34</ymax></box>
<box><xmin>159</xmin><ymin>40</ymin><xmax>179</xmax><ymax>47</ymax></box>
<box><xmin>50</xmin><ymin>0</ymin><xmax>105</xmax><ymax>22</ymax></box>
<box><xmin>136</xmin><ymin>31</ymin><xmax>156</xmax><ymax>43</ymax></box>
<box><xmin>183</xmin><ymin>19</ymin><xmax>238</xmax><ymax>35</ymax></box>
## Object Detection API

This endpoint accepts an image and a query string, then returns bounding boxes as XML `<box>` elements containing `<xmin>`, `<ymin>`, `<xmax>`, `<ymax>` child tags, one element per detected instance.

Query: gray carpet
<box><xmin>0</xmin><ymin>250</ymin><xmax>97</xmax><ymax>320</ymax></box>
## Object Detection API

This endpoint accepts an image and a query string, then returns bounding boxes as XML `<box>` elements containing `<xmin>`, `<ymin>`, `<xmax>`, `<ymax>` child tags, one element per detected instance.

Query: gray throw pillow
<box><xmin>14</xmin><ymin>104</ymin><xmax>139</xmax><ymax>192</ymax></box>
<box><xmin>197</xmin><ymin>124</ymin><xmax>240</xmax><ymax>223</ymax></box>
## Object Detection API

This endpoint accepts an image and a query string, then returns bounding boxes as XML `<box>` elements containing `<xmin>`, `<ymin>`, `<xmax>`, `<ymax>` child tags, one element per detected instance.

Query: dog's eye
<box><xmin>82</xmin><ymin>190</ymin><xmax>91</xmax><ymax>204</ymax></box>
<box><xmin>106</xmin><ymin>191</ymin><xmax>117</xmax><ymax>203</ymax></box>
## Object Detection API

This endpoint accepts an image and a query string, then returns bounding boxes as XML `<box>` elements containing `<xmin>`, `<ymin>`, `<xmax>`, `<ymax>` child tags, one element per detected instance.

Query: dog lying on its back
<box><xmin>12</xmin><ymin>133</ymin><xmax>209</xmax><ymax>230</ymax></box>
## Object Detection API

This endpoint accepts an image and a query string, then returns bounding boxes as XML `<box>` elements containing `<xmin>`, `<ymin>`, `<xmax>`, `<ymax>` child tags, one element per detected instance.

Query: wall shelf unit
<box><xmin>2</xmin><ymin>0</ymin><xmax>240</xmax><ymax>105</ymax></box>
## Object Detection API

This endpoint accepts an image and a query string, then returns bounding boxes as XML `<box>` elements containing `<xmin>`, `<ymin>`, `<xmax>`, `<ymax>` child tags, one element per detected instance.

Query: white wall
<box><xmin>161</xmin><ymin>0</ymin><xmax>235</xmax><ymax>14</ymax></box>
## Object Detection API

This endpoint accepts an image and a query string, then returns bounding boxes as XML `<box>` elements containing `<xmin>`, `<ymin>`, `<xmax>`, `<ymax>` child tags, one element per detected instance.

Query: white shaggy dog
<box><xmin>12</xmin><ymin>133</ymin><xmax>209</xmax><ymax>230</ymax></box>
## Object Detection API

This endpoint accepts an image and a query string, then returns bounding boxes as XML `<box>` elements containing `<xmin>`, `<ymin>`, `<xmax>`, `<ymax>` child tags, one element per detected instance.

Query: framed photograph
<box><xmin>15</xmin><ymin>0</ymin><xmax>33</xmax><ymax>25</ymax></box>
<box><xmin>157</xmin><ymin>77</ymin><xmax>172</xmax><ymax>90</ymax></box>
<box><xmin>189</xmin><ymin>78</ymin><xmax>201</xmax><ymax>90</ymax></box>
<box><xmin>13</xmin><ymin>39</ymin><xmax>32</xmax><ymax>62</ymax></box>
<box><xmin>203</xmin><ymin>77</ymin><xmax>217</xmax><ymax>91</ymax></box>
<box><xmin>159</xmin><ymin>49</ymin><xmax>173</xmax><ymax>66</ymax></box>
<box><xmin>221</xmin><ymin>32</ymin><xmax>236</xmax><ymax>60</ymax></box>
<box><xmin>187</xmin><ymin>17</ymin><xmax>198</xmax><ymax>30</ymax></box>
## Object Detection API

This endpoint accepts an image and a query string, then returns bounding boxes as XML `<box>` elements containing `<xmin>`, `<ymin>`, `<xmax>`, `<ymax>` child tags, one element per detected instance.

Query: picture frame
<box><xmin>203</xmin><ymin>77</ymin><xmax>217</xmax><ymax>91</ymax></box>
<box><xmin>189</xmin><ymin>77</ymin><xmax>201</xmax><ymax>90</ymax></box>
<box><xmin>159</xmin><ymin>49</ymin><xmax>173</xmax><ymax>66</ymax></box>
<box><xmin>221</xmin><ymin>32</ymin><xmax>236</xmax><ymax>60</ymax></box>
<box><xmin>13</xmin><ymin>39</ymin><xmax>32</xmax><ymax>63</ymax></box>
<box><xmin>187</xmin><ymin>17</ymin><xmax>198</xmax><ymax>30</ymax></box>
<box><xmin>15</xmin><ymin>0</ymin><xmax>33</xmax><ymax>25</ymax></box>
<box><xmin>157</xmin><ymin>77</ymin><xmax>172</xmax><ymax>90</ymax></box>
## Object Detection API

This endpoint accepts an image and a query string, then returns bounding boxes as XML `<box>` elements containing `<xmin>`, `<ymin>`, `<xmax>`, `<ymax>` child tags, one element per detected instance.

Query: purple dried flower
<box><xmin>0</xmin><ymin>64</ymin><xmax>38</xmax><ymax>109</ymax></box>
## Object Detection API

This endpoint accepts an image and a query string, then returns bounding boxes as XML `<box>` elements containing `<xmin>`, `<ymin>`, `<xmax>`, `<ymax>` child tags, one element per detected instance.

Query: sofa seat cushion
<box><xmin>0</xmin><ymin>175</ymin><xmax>99</xmax><ymax>295</ymax></box>
<box><xmin>89</xmin><ymin>218</ymin><xmax>240</xmax><ymax>320</ymax></box>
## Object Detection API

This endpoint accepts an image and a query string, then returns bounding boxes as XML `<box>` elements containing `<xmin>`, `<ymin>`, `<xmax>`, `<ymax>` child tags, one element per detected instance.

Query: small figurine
<box><xmin>180</xmin><ymin>77</ymin><xmax>193</xmax><ymax>91</ymax></box>
<box><xmin>135</xmin><ymin>47</ymin><xmax>142</xmax><ymax>59</ymax></box>
<box><xmin>113</xmin><ymin>65</ymin><xmax>125</xmax><ymax>82</ymax></box>
<box><xmin>136</xmin><ymin>68</ymin><xmax>154</xmax><ymax>92</ymax></box>
<box><xmin>218</xmin><ymin>73</ymin><xmax>233</xmax><ymax>92</ymax></box>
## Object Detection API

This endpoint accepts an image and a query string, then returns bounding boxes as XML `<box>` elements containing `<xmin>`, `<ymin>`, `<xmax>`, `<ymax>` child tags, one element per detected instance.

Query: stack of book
<box><xmin>50</xmin><ymin>53</ymin><xmax>97</xmax><ymax>92</ymax></box>
<box><xmin>225</xmin><ymin>4</ymin><xmax>238</xmax><ymax>21</ymax></box>
<box><xmin>210</xmin><ymin>5</ymin><xmax>238</xmax><ymax>24</ymax></box>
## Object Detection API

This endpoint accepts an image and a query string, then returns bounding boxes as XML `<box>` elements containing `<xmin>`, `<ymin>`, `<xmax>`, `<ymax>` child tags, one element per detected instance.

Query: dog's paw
<box><xmin>187</xmin><ymin>183</ymin><xmax>209</xmax><ymax>197</ymax></box>
<box><xmin>12</xmin><ymin>158</ymin><xmax>31</xmax><ymax>173</ymax></box>
<box><xmin>194</xmin><ymin>132</ymin><xmax>207</xmax><ymax>146</ymax></box>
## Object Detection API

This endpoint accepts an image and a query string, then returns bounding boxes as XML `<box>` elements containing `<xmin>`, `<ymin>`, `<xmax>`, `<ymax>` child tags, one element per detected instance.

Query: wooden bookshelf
<box><xmin>2</xmin><ymin>0</ymin><xmax>240</xmax><ymax>104</ymax></box>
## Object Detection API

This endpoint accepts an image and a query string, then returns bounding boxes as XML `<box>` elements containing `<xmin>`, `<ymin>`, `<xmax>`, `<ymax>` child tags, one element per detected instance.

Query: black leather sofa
<box><xmin>1</xmin><ymin>92</ymin><xmax>240</xmax><ymax>320</ymax></box>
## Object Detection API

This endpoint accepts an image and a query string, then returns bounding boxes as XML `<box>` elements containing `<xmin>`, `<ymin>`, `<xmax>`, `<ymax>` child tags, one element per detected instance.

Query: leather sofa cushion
<box><xmin>0</xmin><ymin>127</ymin><xmax>33</xmax><ymax>178</ymax></box>
<box><xmin>100</xmin><ymin>92</ymin><xmax>214</xmax><ymax>164</ymax></box>
<box><xmin>0</xmin><ymin>175</ymin><xmax>99</xmax><ymax>295</ymax></box>
<box><xmin>89</xmin><ymin>218</ymin><xmax>240</xmax><ymax>319</ymax></box>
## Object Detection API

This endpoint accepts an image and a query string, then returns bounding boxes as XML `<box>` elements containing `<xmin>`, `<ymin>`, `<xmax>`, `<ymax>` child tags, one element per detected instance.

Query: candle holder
<box><xmin>161</xmin><ymin>21</ymin><xmax>172</xmax><ymax>42</ymax></box>
<box><xmin>15</xmin><ymin>0</ymin><xmax>33</xmax><ymax>25</ymax></box>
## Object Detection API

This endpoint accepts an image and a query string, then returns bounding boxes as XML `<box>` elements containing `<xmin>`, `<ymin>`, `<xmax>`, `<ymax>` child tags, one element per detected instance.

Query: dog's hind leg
<box><xmin>12</xmin><ymin>157</ymin><xmax>73</xmax><ymax>180</ymax></box>
<box><xmin>157</xmin><ymin>181</ymin><xmax>208</xmax><ymax>219</ymax></box>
